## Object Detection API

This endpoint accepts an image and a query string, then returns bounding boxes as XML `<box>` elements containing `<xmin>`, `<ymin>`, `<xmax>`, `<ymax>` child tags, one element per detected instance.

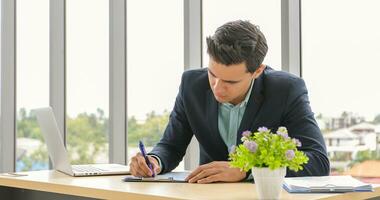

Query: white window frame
<box><xmin>109</xmin><ymin>0</ymin><xmax>127</xmax><ymax>164</ymax></box>
<box><xmin>0</xmin><ymin>0</ymin><xmax>16</xmax><ymax>172</ymax></box>
<box><xmin>50</xmin><ymin>0</ymin><xmax>66</xmax><ymax>149</ymax></box>
<box><xmin>183</xmin><ymin>0</ymin><xmax>202</xmax><ymax>170</ymax></box>
<box><xmin>0</xmin><ymin>0</ymin><xmax>302</xmax><ymax>172</ymax></box>
<box><xmin>282</xmin><ymin>0</ymin><xmax>301</xmax><ymax>76</ymax></box>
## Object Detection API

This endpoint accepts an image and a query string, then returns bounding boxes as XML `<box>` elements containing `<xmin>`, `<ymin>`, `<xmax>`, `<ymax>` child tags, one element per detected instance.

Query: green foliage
<box><xmin>349</xmin><ymin>150</ymin><xmax>380</xmax><ymax>167</ymax></box>
<box><xmin>16</xmin><ymin>108</ymin><xmax>44</xmax><ymax>140</ymax></box>
<box><xmin>16</xmin><ymin>108</ymin><xmax>169</xmax><ymax>171</ymax></box>
<box><xmin>374</xmin><ymin>114</ymin><xmax>380</xmax><ymax>124</ymax></box>
<box><xmin>66</xmin><ymin>109</ymin><xmax>108</xmax><ymax>164</ymax></box>
<box><xmin>127</xmin><ymin>111</ymin><xmax>169</xmax><ymax>147</ymax></box>
<box><xmin>330</xmin><ymin>152</ymin><xmax>351</xmax><ymax>161</ymax></box>
<box><xmin>229</xmin><ymin>127</ymin><xmax>309</xmax><ymax>172</ymax></box>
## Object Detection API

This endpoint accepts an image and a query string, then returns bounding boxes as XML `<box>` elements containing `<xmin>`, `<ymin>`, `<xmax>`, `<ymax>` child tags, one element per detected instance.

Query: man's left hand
<box><xmin>185</xmin><ymin>161</ymin><xmax>246</xmax><ymax>184</ymax></box>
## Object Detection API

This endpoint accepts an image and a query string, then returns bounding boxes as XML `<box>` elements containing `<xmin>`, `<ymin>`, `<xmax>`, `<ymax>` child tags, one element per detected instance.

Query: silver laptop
<box><xmin>33</xmin><ymin>107</ymin><xmax>130</xmax><ymax>176</ymax></box>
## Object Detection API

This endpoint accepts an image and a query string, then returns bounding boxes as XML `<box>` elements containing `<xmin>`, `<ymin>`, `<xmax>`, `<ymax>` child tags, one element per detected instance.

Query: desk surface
<box><xmin>0</xmin><ymin>170</ymin><xmax>379</xmax><ymax>200</ymax></box>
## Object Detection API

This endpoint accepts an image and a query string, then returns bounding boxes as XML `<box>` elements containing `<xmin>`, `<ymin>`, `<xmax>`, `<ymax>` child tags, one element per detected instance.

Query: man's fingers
<box><xmin>129</xmin><ymin>153</ymin><xmax>154</xmax><ymax>177</ymax></box>
<box><xmin>197</xmin><ymin>174</ymin><xmax>222</xmax><ymax>184</ymax></box>
<box><xmin>137</xmin><ymin>156</ymin><xmax>153</xmax><ymax>176</ymax></box>
<box><xmin>185</xmin><ymin>162</ymin><xmax>216</xmax><ymax>181</ymax></box>
<box><xmin>134</xmin><ymin>168</ymin><xmax>145</xmax><ymax>178</ymax></box>
<box><xmin>188</xmin><ymin>168</ymin><xmax>220</xmax><ymax>183</ymax></box>
<box><xmin>129</xmin><ymin>156</ymin><xmax>140</xmax><ymax>176</ymax></box>
<box><xmin>185</xmin><ymin>166</ymin><xmax>203</xmax><ymax>181</ymax></box>
<box><xmin>149</xmin><ymin>157</ymin><xmax>161</xmax><ymax>175</ymax></box>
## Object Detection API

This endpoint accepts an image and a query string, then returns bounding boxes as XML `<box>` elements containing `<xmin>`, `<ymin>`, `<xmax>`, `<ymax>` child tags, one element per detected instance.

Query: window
<box><xmin>302</xmin><ymin>0</ymin><xmax>380</xmax><ymax>181</ymax></box>
<box><xmin>66</xmin><ymin>0</ymin><xmax>109</xmax><ymax>164</ymax></box>
<box><xmin>16</xmin><ymin>0</ymin><xmax>50</xmax><ymax>171</ymax></box>
<box><xmin>126</xmin><ymin>0</ymin><xmax>184</xmax><ymax>169</ymax></box>
<box><xmin>202</xmin><ymin>0</ymin><xmax>282</xmax><ymax>70</ymax></box>
<box><xmin>0</xmin><ymin>2</ymin><xmax>1</xmax><ymax>118</ymax></box>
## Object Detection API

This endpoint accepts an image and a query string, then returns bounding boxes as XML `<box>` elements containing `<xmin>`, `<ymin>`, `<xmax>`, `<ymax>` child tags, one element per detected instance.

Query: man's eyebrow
<box><xmin>207</xmin><ymin>68</ymin><xmax>242</xmax><ymax>83</ymax></box>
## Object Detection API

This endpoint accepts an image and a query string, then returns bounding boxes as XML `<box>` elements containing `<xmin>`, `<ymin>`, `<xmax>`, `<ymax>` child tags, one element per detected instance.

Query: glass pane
<box><xmin>203</xmin><ymin>0</ymin><xmax>282</xmax><ymax>70</ymax></box>
<box><xmin>127</xmin><ymin>0</ymin><xmax>184</xmax><ymax>170</ymax></box>
<box><xmin>16</xmin><ymin>0</ymin><xmax>50</xmax><ymax>171</ymax></box>
<box><xmin>66</xmin><ymin>0</ymin><xmax>109</xmax><ymax>164</ymax></box>
<box><xmin>302</xmin><ymin>0</ymin><xmax>380</xmax><ymax>182</ymax></box>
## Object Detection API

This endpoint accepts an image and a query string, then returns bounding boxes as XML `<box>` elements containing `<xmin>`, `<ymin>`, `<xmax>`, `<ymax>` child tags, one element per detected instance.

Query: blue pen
<box><xmin>138</xmin><ymin>140</ymin><xmax>155</xmax><ymax>177</ymax></box>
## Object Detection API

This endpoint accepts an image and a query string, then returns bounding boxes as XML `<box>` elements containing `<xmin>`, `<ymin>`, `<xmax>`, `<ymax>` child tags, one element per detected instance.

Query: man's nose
<box><xmin>213</xmin><ymin>79</ymin><xmax>225</xmax><ymax>92</ymax></box>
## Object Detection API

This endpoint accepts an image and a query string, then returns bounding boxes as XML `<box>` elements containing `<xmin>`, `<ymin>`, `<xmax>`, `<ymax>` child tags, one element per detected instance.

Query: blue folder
<box><xmin>283</xmin><ymin>176</ymin><xmax>373</xmax><ymax>193</ymax></box>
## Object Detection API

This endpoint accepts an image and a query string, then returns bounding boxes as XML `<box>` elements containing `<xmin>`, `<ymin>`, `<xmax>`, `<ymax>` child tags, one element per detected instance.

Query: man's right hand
<box><xmin>129</xmin><ymin>152</ymin><xmax>161</xmax><ymax>177</ymax></box>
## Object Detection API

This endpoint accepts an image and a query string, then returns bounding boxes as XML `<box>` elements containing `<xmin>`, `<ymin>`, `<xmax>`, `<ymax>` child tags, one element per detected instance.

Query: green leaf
<box><xmin>229</xmin><ymin>127</ymin><xmax>309</xmax><ymax>172</ymax></box>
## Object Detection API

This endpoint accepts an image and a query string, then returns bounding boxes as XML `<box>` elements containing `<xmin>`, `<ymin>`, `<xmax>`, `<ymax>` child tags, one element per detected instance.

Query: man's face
<box><xmin>208</xmin><ymin>58</ymin><xmax>264</xmax><ymax>105</ymax></box>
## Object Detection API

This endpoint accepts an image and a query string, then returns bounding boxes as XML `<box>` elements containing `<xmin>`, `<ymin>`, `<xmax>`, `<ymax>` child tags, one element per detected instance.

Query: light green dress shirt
<box><xmin>152</xmin><ymin>80</ymin><xmax>254</xmax><ymax>173</ymax></box>
<box><xmin>218</xmin><ymin>80</ymin><xmax>254</xmax><ymax>151</ymax></box>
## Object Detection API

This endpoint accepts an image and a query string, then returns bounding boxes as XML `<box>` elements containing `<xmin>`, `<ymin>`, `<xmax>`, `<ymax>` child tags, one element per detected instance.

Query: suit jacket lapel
<box><xmin>236</xmin><ymin>73</ymin><xmax>265</xmax><ymax>145</ymax></box>
<box><xmin>206</xmin><ymin>89</ymin><xmax>228</xmax><ymax>153</ymax></box>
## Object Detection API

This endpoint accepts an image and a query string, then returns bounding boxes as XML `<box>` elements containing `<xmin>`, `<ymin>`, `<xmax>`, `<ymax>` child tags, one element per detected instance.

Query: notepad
<box><xmin>283</xmin><ymin>175</ymin><xmax>373</xmax><ymax>193</ymax></box>
<box><xmin>122</xmin><ymin>172</ymin><xmax>190</xmax><ymax>183</ymax></box>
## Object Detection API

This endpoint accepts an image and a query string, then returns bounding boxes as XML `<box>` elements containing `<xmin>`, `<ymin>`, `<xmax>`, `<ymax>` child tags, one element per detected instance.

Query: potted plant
<box><xmin>229</xmin><ymin>127</ymin><xmax>309</xmax><ymax>200</ymax></box>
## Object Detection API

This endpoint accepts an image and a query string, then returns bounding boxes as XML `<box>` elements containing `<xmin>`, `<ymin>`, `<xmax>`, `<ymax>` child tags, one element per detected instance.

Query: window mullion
<box><xmin>50</xmin><ymin>0</ymin><xmax>66</xmax><ymax>147</ymax></box>
<box><xmin>0</xmin><ymin>0</ymin><xmax>16</xmax><ymax>173</ymax></box>
<box><xmin>281</xmin><ymin>0</ymin><xmax>301</xmax><ymax>76</ymax></box>
<box><xmin>184</xmin><ymin>0</ymin><xmax>202</xmax><ymax>171</ymax></box>
<box><xmin>109</xmin><ymin>0</ymin><xmax>127</xmax><ymax>165</ymax></box>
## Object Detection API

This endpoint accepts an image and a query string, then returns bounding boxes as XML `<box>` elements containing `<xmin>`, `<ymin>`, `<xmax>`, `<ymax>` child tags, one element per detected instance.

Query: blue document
<box><xmin>283</xmin><ymin>175</ymin><xmax>373</xmax><ymax>193</ymax></box>
<box><xmin>122</xmin><ymin>172</ymin><xmax>190</xmax><ymax>183</ymax></box>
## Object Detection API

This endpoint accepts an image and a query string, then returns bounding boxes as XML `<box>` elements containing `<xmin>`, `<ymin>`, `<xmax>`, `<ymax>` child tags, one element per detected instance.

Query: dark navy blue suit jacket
<box><xmin>150</xmin><ymin>67</ymin><xmax>330</xmax><ymax>177</ymax></box>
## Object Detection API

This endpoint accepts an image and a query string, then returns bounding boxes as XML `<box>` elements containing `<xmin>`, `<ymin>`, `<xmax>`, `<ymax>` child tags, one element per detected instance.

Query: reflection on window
<box><xmin>16</xmin><ymin>0</ymin><xmax>49</xmax><ymax>171</ymax></box>
<box><xmin>302</xmin><ymin>0</ymin><xmax>380</xmax><ymax>183</ymax></box>
<box><xmin>202</xmin><ymin>0</ymin><xmax>281</xmax><ymax>70</ymax></box>
<box><xmin>126</xmin><ymin>0</ymin><xmax>184</xmax><ymax>170</ymax></box>
<box><xmin>66</xmin><ymin>0</ymin><xmax>109</xmax><ymax>164</ymax></box>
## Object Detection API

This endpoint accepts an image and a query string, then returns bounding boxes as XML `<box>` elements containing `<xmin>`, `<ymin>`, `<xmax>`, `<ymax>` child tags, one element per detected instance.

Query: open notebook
<box><xmin>123</xmin><ymin>172</ymin><xmax>190</xmax><ymax>183</ymax></box>
<box><xmin>283</xmin><ymin>175</ymin><xmax>373</xmax><ymax>193</ymax></box>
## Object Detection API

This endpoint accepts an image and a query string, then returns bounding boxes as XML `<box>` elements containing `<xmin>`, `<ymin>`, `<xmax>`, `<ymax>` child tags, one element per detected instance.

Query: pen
<box><xmin>139</xmin><ymin>140</ymin><xmax>155</xmax><ymax>177</ymax></box>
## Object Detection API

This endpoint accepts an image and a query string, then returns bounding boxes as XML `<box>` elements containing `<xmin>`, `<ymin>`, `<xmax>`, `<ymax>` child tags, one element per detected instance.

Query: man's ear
<box><xmin>252</xmin><ymin>64</ymin><xmax>266</xmax><ymax>79</ymax></box>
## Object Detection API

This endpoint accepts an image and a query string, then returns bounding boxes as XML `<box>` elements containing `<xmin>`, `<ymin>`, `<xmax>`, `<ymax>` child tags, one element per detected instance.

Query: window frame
<box><xmin>0</xmin><ymin>0</ymin><xmax>302</xmax><ymax>172</ymax></box>
<box><xmin>0</xmin><ymin>0</ymin><xmax>16</xmax><ymax>172</ymax></box>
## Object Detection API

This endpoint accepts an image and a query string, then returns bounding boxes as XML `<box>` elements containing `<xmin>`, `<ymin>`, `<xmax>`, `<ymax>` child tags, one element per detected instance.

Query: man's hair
<box><xmin>206</xmin><ymin>20</ymin><xmax>268</xmax><ymax>73</ymax></box>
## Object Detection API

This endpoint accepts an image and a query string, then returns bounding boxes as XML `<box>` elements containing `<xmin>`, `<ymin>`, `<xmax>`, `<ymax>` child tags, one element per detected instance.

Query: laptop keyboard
<box><xmin>72</xmin><ymin>165</ymin><xmax>107</xmax><ymax>173</ymax></box>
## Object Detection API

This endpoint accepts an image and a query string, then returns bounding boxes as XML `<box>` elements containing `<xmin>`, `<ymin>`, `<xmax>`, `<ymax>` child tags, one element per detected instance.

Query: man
<box><xmin>129</xmin><ymin>20</ymin><xmax>330</xmax><ymax>183</ymax></box>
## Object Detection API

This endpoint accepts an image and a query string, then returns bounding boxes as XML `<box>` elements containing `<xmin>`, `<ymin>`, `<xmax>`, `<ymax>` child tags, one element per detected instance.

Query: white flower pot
<box><xmin>251</xmin><ymin>167</ymin><xmax>286</xmax><ymax>200</ymax></box>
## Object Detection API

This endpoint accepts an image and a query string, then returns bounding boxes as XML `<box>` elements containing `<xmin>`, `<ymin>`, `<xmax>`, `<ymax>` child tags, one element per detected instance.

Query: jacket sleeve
<box><xmin>148</xmin><ymin>72</ymin><xmax>194</xmax><ymax>173</ymax></box>
<box><xmin>283</xmin><ymin>78</ymin><xmax>330</xmax><ymax>177</ymax></box>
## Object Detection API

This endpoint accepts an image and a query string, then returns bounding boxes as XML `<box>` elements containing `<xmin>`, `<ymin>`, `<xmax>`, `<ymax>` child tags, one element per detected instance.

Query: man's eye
<box><xmin>225</xmin><ymin>81</ymin><xmax>238</xmax><ymax>85</ymax></box>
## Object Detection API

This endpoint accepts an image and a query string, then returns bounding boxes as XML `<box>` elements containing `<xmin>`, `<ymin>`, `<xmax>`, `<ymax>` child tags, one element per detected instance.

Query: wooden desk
<box><xmin>0</xmin><ymin>170</ymin><xmax>379</xmax><ymax>200</ymax></box>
